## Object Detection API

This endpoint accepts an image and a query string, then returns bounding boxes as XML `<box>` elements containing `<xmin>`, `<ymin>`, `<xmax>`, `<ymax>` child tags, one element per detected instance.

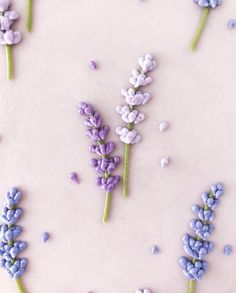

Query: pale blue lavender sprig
<box><xmin>191</xmin><ymin>0</ymin><xmax>222</xmax><ymax>50</ymax></box>
<box><xmin>0</xmin><ymin>0</ymin><xmax>22</xmax><ymax>79</ymax></box>
<box><xmin>116</xmin><ymin>54</ymin><xmax>156</xmax><ymax>197</ymax></box>
<box><xmin>78</xmin><ymin>102</ymin><xmax>120</xmax><ymax>223</ymax></box>
<box><xmin>0</xmin><ymin>187</ymin><xmax>27</xmax><ymax>292</ymax></box>
<box><xmin>179</xmin><ymin>183</ymin><xmax>224</xmax><ymax>292</ymax></box>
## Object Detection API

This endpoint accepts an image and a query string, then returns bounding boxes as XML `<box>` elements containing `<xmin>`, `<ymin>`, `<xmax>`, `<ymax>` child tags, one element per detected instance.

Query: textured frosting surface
<box><xmin>0</xmin><ymin>0</ymin><xmax>235</xmax><ymax>292</ymax></box>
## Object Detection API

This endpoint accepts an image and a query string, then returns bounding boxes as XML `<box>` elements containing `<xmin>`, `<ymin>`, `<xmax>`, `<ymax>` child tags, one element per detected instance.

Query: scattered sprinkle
<box><xmin>159</xmin><ymin>121</ymin><xmax>169</xmax><ymax>132</ymax></box>
<box><xmin>227</xmin><ymin>19</ymin><xmax>236</xmax><ymax>30</ymax></box>
<box><xmin>42</xmin><ymin>232</ymin><xmax>50</xmax><ymax>243</ymax></box>
<box><xmin>151</xmin><ymin>245</ymin><xmax>159</xmax><ymax>255</ymax></box>
<box><xmin>160</xmin><ymin>156</ymin><xmax>170</xmax><ymax>168</ymax></box>
<box><xmin>69</xmin><ymin>172</ymin><xmax>79</xmax><ymax>183</ymax></box>
<box><xmin>136</xmin><ymin>289</ymin><xmax>152</xmax><ymax>293</ymax></box>
<box><xmin>224</xmin><ymin>245</ymin><xmax>233</xmax><ymax>256</ymax></box>
<box><xmin>89</xmin><ymin>60</ymin><xmax>97</xmax><ymax>70</ymax></box>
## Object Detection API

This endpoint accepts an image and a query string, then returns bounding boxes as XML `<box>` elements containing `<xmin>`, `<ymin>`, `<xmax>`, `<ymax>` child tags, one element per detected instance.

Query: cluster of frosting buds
<box><xmin>78</xmin><ymin>102</ymin><xmax>120</xmax><ymax>222</ymax></box>
<box><xmin>191</xmin><ymin>0</ymin><xmax>222</xmax><ymax>50</ymax></box>
<box><xmin>0</xmin><ymin>0</ymin><xmax>22</xmax><ymax>45</ymax></box>
<box><xmin>116</xmin><ymin>54</ymin><xmax>156</xmax><ymax>198</ymax></box>
<box><xmin>179</xmin><ymin>183</ymin><xmax>224</xmax><ymax>281</ymax></box>
<box><xmin>0</xmin><ymin>0</ymin><xmax>22</xmax><ymax>79</ymax></box>
<box><xmin>194</xmin><ymin>0</ymin><xmax>221</xmax><ymax>8</ymax></box>
<box><xmin>0</xmin><ymin>187</ymin><xmax>28</xmax><ymax>279</ymax></box>
<box><xmin>116</xmin><ymin>54</ymin><xmax>156</xmax><ymax>145</ymax></box>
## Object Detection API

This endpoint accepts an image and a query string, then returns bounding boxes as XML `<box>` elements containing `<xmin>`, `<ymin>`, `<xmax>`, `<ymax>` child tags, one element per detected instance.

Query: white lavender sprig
<box><xmin>115</xmin><ymin>54</ymin><xmax>156</xmax><ymax>197</ymax></box>
<box><xmin>0</xmin><ymin>0</ymin><xmax>22</xmax><ymax>79</ymax></box>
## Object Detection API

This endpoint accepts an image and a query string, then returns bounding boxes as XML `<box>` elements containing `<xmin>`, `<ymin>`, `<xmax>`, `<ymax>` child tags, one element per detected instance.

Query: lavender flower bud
<box><xmin>121</xmin><ymin>88</ymin><xmax>151</xmax><ymax>106</ymax></box>
<box><xmin>0</xmin><ymin>0</ymin><xmax>11</xmax><ymax>12</ymax></box>
<box><xmin>138</xmin><ymin>54</ymin><xmax>157</xmax><ymax>73</ymax></box>
<box><xmin>193</xmin><ymin>0</ymin><xmax>222</xmax><ymax>8</ymax></box>
<box><xmin>129</xmin><ymin>70</ymin><xmax>152</xmax><ymax>88</ymax></box>
<box><xmin>116</xmin><ymin>127</ymin><xmax>141</xmax><ymax>144</ymax></box>
<box><xmin>116</xmin><ymin>105</ymin><xmax>145</xmax><ymax>125</ymax></box>
<box><xmin>2</xmin><ymin>30</ymin><xmax>22</xmax><ymax>45</ymax></box>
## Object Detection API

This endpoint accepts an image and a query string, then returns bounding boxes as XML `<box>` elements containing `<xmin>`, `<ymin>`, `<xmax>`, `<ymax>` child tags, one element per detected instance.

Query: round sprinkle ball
<box><xmin>42</xmin><ymin>232</ymin><xmax>50</xmax><ymax>243</ymax></box>
<box><xmin>135</xmin><ymin>289</ymin><xmax>152</xmax><ymax>293</ymax></box>
<box><xmin>69</xmin><ymin>172</ymin><xmax>79</xmax><ymax>183</ymax></box>
<box><xmin>160</xmin><ymin>156</ymin><xmax>170</xmax><ymax>168</ymax></box>
<box><xmin>159</xmin><ymin>121</ymin><xmax>169</xmax><ymax>132</ymax></box>
<box><xmin>227</xmin><ymin>19</ymin><xmax>236</xmax><ymax>30</ymax></box>
<box><xmin>151</xmin><ymin>245</ymin><xmax>159</xmax><ymax>255</ymax></box>
<box><xmin>89</xmin><ymin>60</ymin><xmax>97</xmax><ymax>70</ymax></box>
<box><xmin>224</xmin><ymin>245</ymin><xmax>233</xmax><ymax>256</ymax></box>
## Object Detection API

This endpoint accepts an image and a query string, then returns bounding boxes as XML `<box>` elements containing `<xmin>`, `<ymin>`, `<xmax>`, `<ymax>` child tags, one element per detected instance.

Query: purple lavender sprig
<box><xmin>191</xmin><ymin>0</ymin><xmax>222</xmax><ymax>50</ymax></box>
<box><xmin>78</xmin><ymin>102</ymin><xmax>120</xmax><ymax>223</ymax></box>
<box><xmin>179</xmin><ymin>183</ymin><xmax>224</xmax><ymax>293</ymax></box>
<box><xmin>0</xmin><ymin>187</ymin><xmax>27</xmax><ymax>293</ymax></box>
<box><xmin>115</xmin><ymin>54</ymin><xmax>156</xmax><ymax>197</ymax></box>
<box><xmin>0</xmin><ymin>0</ymin><xmax>22</xmax><ymax>79</ymax></box>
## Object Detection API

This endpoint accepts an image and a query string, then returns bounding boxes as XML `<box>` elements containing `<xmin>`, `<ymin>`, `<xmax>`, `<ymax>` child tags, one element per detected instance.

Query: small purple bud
<box><xmin>228</xmin><ymin>19</ymin><xmax>236</xmax><ymax>30</ymax></box>
<box><xmin>224</xmin><ymin>245</ymin><xmax>233</xmax><ymax>256</ymax></box>
<box><xmin>42</xmin><ymin>232</ymin><xmax>49</xmax><ymax>243</ymax></box>
<box><xmin>89</xmin><ymin>60</ymin><xmax>97</xmax><ymax>70</ymax></box>
<box><xmin>69</xmin><ymin>172</ymin><xmax>79</xmax><ymax>184</ymax></box>
<box><xmin>151</xmin><ymin>245</ymin><xmax>159</xmax><ymax>255</ymax></box>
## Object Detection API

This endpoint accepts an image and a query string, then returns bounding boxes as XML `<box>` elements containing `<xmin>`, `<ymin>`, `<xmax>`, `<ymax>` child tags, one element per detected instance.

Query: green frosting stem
<box><xmin>123</xmin><ymin>142</ymin><xmax>130</xmax><ymax>198</ymax></box>
<box><xmin>191</xmin><ymin>7</ymin><xmax>210</xmax><ymax>51</ymax></box>
<box><xmin>189</xmin><ymin>280</ymin><xmax>196</xmax><ymax>293</ymax></box>
<box><xmin>5</xmin><ymin>45</ymin><xmax>13</xmax><ymax>80</ymax></box>
<box><xmin>26</xmin><ymin>0</ymin><xmax>32</xmax><ymax>32</ymax></box>
<box><xmin>103</xmin><ymin>192</ymin><xmax>111</xmax><ymax>223</ymax></box>
<box><xmin>123</xmin><ymin>122</ymin><xmax>133</xmax><ymax>198</ymax></box>
<box><xmin>16</xmin><ymin>278</ymin><xmax>26</xmax><ymax>293</ymax></box>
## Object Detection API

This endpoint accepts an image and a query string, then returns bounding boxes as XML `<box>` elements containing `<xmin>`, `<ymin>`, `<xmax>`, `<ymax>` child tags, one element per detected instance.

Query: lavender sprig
<box><xmin>179</xmin><ymin>183</ymin><xmax>224</xmax><ymax>293</ymax></box>
<box><xmin>191</xmin><ymin>0</ymin><xmax>222</xmax><ymax>50</ymax></box>
<box><xmin>115</xmin><ymin>54</ymin><xmax>156</xmax><ymax>197</ymax></box>
<box><xmin>0</xmin><ymin>187</ymin><xmax>28</xmax><ymax>293</ymax></box>
<box><xmin>0</xmin><ymin>0</ymin><xmax>22</xmax><ymax>79</ymax></box>
<box><xmin>78</xmin><ymin>102</ymin><xmax>120</xmax><ymax>223</ymax></box>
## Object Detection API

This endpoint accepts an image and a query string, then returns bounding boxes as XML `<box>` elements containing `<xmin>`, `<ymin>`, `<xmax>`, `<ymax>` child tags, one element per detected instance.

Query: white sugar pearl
<box><xmin>159</xmin><ymin>121</ymin><xmax>169</xmax><ymax>132</ymax></box>
<box><xmin>135</xmin><ymin>290</ymin><xmax>143</xmax><ymax>293</ymax></box>
<box><xmin>160</xmin><ymin>156</ymin><xmax>170</xmax><ymax>168</ymax></box>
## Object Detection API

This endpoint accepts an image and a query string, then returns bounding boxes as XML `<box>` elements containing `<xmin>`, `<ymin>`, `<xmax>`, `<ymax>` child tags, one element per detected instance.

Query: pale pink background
<box><xmin>0</xmin><ymin>0</ymin><xmax>236</xmax><ymax>292</ymax></box>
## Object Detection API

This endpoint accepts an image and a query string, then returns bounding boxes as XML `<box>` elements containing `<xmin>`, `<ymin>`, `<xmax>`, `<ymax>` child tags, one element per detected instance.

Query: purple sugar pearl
<box><xmin>42</xmin><ymin>232</ymin><xmax>49</xmax><ymax>243</ymax></box>
<box><xmin>228</xmin><ymin>19</ymin><xmax>236</xmax><ymax>30</ymax></box>
<box><xmin>224</xmin><ymin>245</ymin><xmax>233</xmax><ymax>256</ymax></box>
<box><xmin>69</xmin><ymin>172</ymin><xmax>79</xmax><ymax>183</ymax></box>
<box><xmin>89</xmin><ymin>60</ymin><xmax>97</xmax><ymax>70</ymax></box>
<box><xmin>151</xmin><ymin>245</ymin><xmax>159</xmax><ymax>255</ymax></box>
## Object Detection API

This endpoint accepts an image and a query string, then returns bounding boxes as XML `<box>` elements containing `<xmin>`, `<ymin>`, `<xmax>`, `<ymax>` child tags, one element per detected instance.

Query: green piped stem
<box><xmin>26</xmin><ymin>0</ymin><xmax>32</xmax><ymax>32</ymax></box>
<box><xmin>189</xmin><ymin>280</ymin><xmax>196</xmax><ymax>293</ymax></box>
<box><xmin>5</xmin><ymin>45</ymin><xmax>13</xmax><ymax>80</ymax></box>
<box><xmin>103</xmin><ymin>192</ymin><xmax>111</xmax><ymax>223</ymax></box>
<box><xmin>191</xmin><ymin>7</ymin><xmax>210</xmax><ymax>51</ymax></box>
<box><xmin>16</xmin><ymin>278</ymin><xmax>26</xmax><ymax>293</ymax></box>
<box><xmin>122</xmin><ymin>122</ymin><xmax>133</xmax><ymax>198</ymax></box>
